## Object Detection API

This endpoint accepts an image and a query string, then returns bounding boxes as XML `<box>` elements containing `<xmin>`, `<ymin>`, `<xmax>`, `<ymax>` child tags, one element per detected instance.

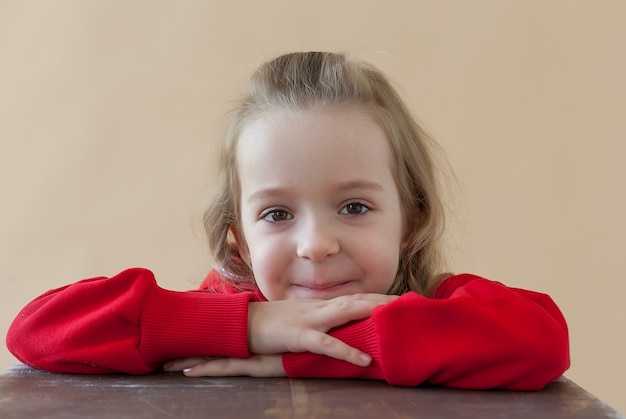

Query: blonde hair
<box><xmin>204</xmin><ymin>51</ymin><xmax>447</xmax><ymax>296</ymax></box>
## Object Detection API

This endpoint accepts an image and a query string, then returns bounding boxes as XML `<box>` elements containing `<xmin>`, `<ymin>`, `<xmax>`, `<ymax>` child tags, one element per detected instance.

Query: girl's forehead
<box><xmin>237</xmin><ymin>107</ymin><xmax>390</xmax><ymax>158</ymax></box>
<box><xmin>235</xmin><ymin>107</ymin><xmax>397</xmax><ymax>195</ymax></box>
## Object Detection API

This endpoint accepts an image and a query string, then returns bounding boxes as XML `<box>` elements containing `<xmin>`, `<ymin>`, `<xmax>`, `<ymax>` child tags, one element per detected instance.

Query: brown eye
<box><xmin>341</xmin><ymin>202</ymin><xmax>369</xmax><ymax>215</ymax></box>
<box><xmin>262</xmin><ymin>209</ymin><xmax>293</xmax><ymax>223</ymax></box>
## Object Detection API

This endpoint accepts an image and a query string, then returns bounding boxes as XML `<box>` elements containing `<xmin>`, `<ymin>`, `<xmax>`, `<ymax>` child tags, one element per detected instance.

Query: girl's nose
<box><xmin>296</xmin><ymin>220</ymin><xmax>340</xmax><ymax>262</ymax></box>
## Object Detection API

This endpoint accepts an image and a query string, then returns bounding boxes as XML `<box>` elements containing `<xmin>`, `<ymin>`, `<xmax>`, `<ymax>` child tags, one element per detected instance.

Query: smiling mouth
<box><xmin>294</xmin><ymin>281</ymin><xmax>352</xmax><ymax>290</ymax></box>
<box><xmin>289</xmin><ymin>281</ymin><xmax>356</xmax><ymax>299</ymax></box>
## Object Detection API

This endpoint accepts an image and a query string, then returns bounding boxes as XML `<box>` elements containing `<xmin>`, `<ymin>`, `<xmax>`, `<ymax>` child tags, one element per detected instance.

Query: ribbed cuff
<box><xmin>138</xmin><ymin>287</ymin><xmax>253</xmax><ymax>366</ymax></box>
<box><xmin>283</xmin><ymin>318</ymin><xmax>383</xmax><ymax>380</ymax></box>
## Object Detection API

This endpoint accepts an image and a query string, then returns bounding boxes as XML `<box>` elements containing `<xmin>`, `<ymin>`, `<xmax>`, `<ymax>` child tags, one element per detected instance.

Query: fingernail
<box><xmin>360</xmin><ymin>353</ymin><xmax>372</xmax><ymax>365</ymax></box>
<box><xmin>183</xmin><ymin>368</ymin><xmax>193</xmax><ymax>375</ymax></box>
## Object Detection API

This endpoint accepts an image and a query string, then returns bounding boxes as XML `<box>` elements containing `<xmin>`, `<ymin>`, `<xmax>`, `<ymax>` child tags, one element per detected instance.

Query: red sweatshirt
<box><xmin>6</xmin><ymin>268</ymin><xmax>569</xmax><ymax>390</ymax></box>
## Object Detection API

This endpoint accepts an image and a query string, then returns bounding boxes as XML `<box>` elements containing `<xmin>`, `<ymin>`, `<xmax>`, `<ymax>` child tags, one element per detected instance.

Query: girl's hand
<box><xmin>163</xmin><ymin>293</ymin><xmax>396</xmax><ymax>376</ymax></box>
<box><xmin>164</xmin><ymin>355</ymin><xmax>285</xmax><ymax>377</ymax></box>
<box><xmin>248</xmin><ymin>293</ymin><xmax>397</xmax><ymax>367</ymax></box>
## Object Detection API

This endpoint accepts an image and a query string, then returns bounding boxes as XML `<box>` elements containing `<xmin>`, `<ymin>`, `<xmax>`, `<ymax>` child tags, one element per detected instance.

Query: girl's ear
<box><xmin>229</xmin><ymin>224</ymin><xmax>250</xmax><ymax>265</ymax></box>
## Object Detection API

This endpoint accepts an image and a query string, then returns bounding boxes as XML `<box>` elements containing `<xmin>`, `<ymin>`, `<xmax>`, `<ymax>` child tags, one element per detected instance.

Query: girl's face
<box><xmin>236</xmin><ymin>106</ymin><xmax>404</xmax><ymax>301</ymax></box>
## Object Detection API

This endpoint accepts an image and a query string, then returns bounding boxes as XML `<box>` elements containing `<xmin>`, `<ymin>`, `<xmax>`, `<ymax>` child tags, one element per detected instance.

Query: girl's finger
<box><xmin>298</xmin><ymin>331</ymin><xmax>372</xmax><ymax>367</ymax></box>
<box><xmin>308</xmin><ymin>294</ymin><xmax>397</xmax><ymax>330</ymax></box>
<box><xmin>183</xmin><ymin>355</ymin><xmax>284</xmax><ymax>377</ymax></box>
<box><xmin>163</xmin><ymin>357</ymin><xmax>217</xmax><ymax>371</ymax></box>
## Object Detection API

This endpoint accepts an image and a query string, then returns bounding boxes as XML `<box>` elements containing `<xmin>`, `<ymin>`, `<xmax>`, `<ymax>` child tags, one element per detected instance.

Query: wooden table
<box><xmin>0</xmin><ymin>364</ymin><xmax>622</xmax><ymax>418</ymax></box>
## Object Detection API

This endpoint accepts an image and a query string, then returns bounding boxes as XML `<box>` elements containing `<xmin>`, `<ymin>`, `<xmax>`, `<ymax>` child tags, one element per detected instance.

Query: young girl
<box><xmin>6</xmin><ymin>51</ymin><xmax>569</xmax><ymax>390</ymax></box>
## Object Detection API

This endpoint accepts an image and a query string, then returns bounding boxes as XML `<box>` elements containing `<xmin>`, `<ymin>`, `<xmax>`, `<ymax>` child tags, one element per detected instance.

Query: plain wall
<box><xmin>1</xmin><ymin>0</ymin><xmax>624</xmax><ymax>414</ymax></box>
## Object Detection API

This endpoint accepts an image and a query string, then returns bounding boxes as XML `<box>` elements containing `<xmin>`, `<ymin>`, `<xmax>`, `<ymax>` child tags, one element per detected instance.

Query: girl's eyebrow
<box><xmin>246</xmin><ymin>187</ymin><xmax>289</xmax><ymax>203</ymax></box>
<box><xmin>334</xmin><ymin>180</ymin><xmax>384</xmax><ymax>193</ymax></box>
<box><xmin>246</xmin><ymin>180</ymin><xmax>384</xmax><ymax>203</ymax></box>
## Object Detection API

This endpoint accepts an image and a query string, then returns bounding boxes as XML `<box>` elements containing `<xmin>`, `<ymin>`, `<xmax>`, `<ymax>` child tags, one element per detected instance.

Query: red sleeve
<box><xmin>6</xmin><ymin>268</ymin><xmax>254</xmax><ymax>375</ymax></box>
<box><xmin>283</xmin><ymin>274</ymin><xmax>570</xmax><ymax>390</ymax></box>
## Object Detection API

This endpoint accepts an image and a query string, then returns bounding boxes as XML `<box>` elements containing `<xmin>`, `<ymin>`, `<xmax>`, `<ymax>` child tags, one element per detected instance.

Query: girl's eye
<box><xmin>261</xmin><ymin>209</ymin><xmax>293</xmax><ymax>223</ymax></box>
<box><xmin>340</xmin><ymin>202</ymin><xmax>370</xmax><ymax>215</ymax></box>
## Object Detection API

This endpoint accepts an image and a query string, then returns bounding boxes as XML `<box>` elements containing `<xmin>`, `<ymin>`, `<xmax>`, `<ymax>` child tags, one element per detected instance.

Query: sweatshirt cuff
<box><xmin>138</xmin><ymin>287</ymin><xmax>254</xmax><ymax>366</ymax></box>
<box><xmin>283</xmin><ymin>318</ymin><xmax>383</xmax><ymax>380</ymax></box>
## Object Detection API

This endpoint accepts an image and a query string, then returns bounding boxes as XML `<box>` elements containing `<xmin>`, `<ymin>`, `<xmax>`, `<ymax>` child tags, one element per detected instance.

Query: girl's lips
<box><xmin>295</xmin><ymin>281</ymin><xmax>351</xmax><ymax>290</ymax></box>
<box><xmin>289</xmin><ymin>281</ymin><xmax>355</xmax><ymax>299</ymax></box>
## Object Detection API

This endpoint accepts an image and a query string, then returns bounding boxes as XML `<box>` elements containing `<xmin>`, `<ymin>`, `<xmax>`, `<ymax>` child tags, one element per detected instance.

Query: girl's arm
<box><xmin>283</xmin><ymin>274</ymin><xmax>570</xmax><ymax>390</ymax></box>
<box><xmin>7</xmin><ymin>268</ymin><xmax>390</xmax><ymax>375</ymax></box>
<box><xmin>6</xmin><ymin>268</ymin><xmax>253</xmax><ymax>374</ymax></box>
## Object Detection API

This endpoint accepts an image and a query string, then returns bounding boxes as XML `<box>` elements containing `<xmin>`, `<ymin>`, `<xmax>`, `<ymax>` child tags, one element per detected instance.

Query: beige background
<box><xmin>1</xmin><ymin>0</ymin><xmax>624</xmax><ymax>414</ymax></box>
